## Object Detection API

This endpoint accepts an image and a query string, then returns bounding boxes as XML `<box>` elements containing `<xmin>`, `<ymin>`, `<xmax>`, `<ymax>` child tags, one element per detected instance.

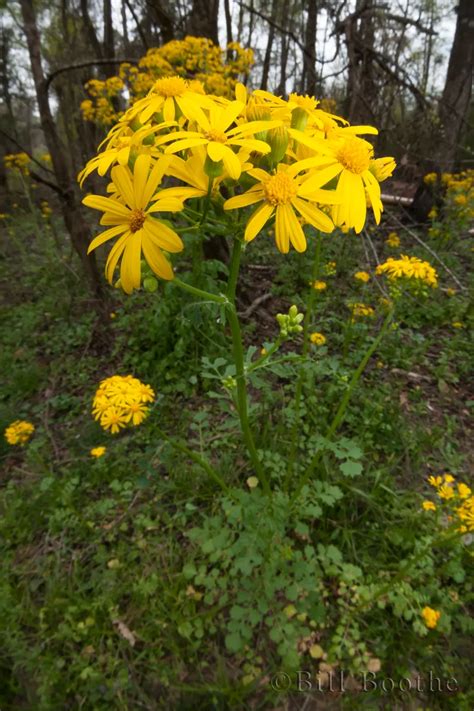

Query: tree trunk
<box><xmin>260</xmin><ymin>0</ymin><xmax>278</xmax><ymax>91</ymax></box>
<box><xmin>302</xmin><ymin>0</ymin><xmax>317</xmax><ymax>96</ymax></box>
<box><xmin>435</xmin><ymin>0</ymin><xmax>474</xmax><ymax>172</ymax></box>
<box><xmin>224</xmin><ymin>0</ymin><xmax>233</xmax><ymax>47</ymax></box>
<box><xmin>103</xmin><ymin>0</ymin><xmax>115</xmax><ymax>75</ymax></box>
<box><xmin>19</xmin><ymin>0</ymin><xmax>104</xmax><ymax>301</ymax></box>
<box><xmin>186</xmin><ymin>0</ymin><xmax>219</xmax><ymax>43</ymax></box>
<box><xmin>345</xmin><ymin>0</ymin><xmax>377</xmax><ymax>124</ymax></box>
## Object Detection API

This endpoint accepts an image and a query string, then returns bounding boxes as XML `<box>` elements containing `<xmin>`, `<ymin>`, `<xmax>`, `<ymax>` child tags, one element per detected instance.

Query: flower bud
<box><xmin>268</xmin><ymin>126</ymin><xmax>289</xmax><ymax>164</ymax></box>
<box><xmin>291</xmin><ymin>107</ymin><xmax>308</xmax><ymax>132</ymax></box>
<box><xmin>143</xmin><ymin>276</ymin><xmax>158</xmax><ymax>292</ymax></box>
<box><xmin>204</xmin><ymin>155</ymin><xmax>224</xmax><ymax>179</ymax></box>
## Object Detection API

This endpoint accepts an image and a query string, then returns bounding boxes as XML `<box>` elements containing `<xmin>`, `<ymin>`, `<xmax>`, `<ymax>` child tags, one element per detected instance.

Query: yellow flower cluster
<box><xmin>311</xmin><ymin>280</ymin><xmax>327</xmax><ymax>290</ymax></box>
<box><xmin>310</xmin><ymin>332</ymin><xmax>326</xmax><ymax>346</ymax></box>
<box><xmin>81</xmin><ymin>37</ymin><xmax>253</xmax><ymax>125</ymax></box>
<box><xmin>421</xmin><ymin>606</ymin><xmax>441</xmax><ymax>629</ymax></box>
<box><xmin>350</xmin><ymin>302</ymin><xmax>374</xmax><ymax>319</ymax></box>
<box><xmin>376</xmin><ymin>255</ymin><xmax>438</xmax><ymax>287</ymax></box>
<box><xmin>90</xmin><ymin>446</ymin><xmax>106</xmax><ymax>458</ymax></box>
<box><xmin>79</xmin><ymin>74</ymin><xmax>394</xmax><ymax>292</ymax></box>
<box><xmin>92</xmin><ymin>375</ymin><xmax>155</xmax><ymax>434</ymax></box>
<box><xmin>4</xmin><ymin>152</ymin><xmax>30</xmax><ymax>175</ymax></box>
<box><xmin>425</xmin><ymin>473</ymin><xmax>474</xmax><ymax>534</ymax></box>
<box><xmin>4</xmin><ymin>420</ymin><xmax>35</xmax><ymax>445</ymax></box>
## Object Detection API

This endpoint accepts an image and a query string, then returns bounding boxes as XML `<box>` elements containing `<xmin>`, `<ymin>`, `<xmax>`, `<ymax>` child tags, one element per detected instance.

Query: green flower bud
<box><xmin>268</xmin><ymin>126</ymin><xmax>289</xmax><ymax>164</ymax></box>
<box><xmin>143</xmin><ymin>276</ymin><xmax>158</xmax><ymax>293</ymax></box>
<box><xmin>291</xmin><ymin>107</ymin><xmax>308</xmax><ymax>132</ymax></box>
<box><xmin>204</xmin><ymin>155</ymin><xmax>224</xmax><ymax>179</ymax></box>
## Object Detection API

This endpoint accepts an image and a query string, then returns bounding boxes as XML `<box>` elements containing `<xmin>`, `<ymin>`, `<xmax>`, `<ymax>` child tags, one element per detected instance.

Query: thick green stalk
<box><xmin>225</xmin><ymin>302</ymin><xmax>270</xmax><ymax>494</ymax></box>
<box><xmin>293</xmin><ymin>308</ymin><xmax>394</xmax><ymax>501</ymax></box>
<box><xmin>172</xmin><ymin>277</ymin><xmax>228</xmax><ymax>304</ymax></box>
<box><xmin>287</xmin><ymin>235</ymin><xmax>322</xmax><ymax>482</ymax></box>
<box><xmin>225</xmin><ymin>237</ymin><xmax>271</xmax><ymax>494</ymax></box>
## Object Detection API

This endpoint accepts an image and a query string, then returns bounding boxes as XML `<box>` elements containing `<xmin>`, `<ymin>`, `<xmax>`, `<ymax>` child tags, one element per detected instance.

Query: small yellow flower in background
<box><xmin>110</xmin><ymin>312</ymin><xmax>116</xmax><ymax>319</ymax></box>
<box><xmin>354</xmin><ymin>271</ymin><xmax>370</xmax><ymax>282</ymax></box>
<box><xmin>428</xmin><ymin>475</ymin><xmax>443</xmax><ymax>488</ymax></box>
<box><xmin>458</xmin><ymin>483</ymin><xmax>471</xmax><ymax>499</ymax></box>
<box><xmin>443</xmin><ymin>473</ymin><xmax>455</xmax><ymax>483</ymax></box>
<box><xmin>422</xmin><ymin>500</ymin><xmax>436</xmax><ymax>511</ymax></box>
<box><xmin>451</xmin><ymin>321</ymin><xmax>464</xmax><ymax>329</ymax></box>
<box><xmin>309</xmin><ymin>331</ymin><xmax>326</xmax><ymax>346</ymax></box>
<box><xmin>422</xmin><ymin>607</ymin><xmax>441</xmax><ymax>629</ymax></box>
<box><xmin>385</xmin><ymin>232</ymin><xmax>400</xmax><ymax>247</ymax></box>
<box><xmin>4</xmin><ymin>420</ymin><xmax>35</xmax><ymax>446</ymax></box>
<box><xmin>90</xmin><ymin>446</ymin><xmax>107</xmax><ymax>458</ymax></box>
<box><xmin>376</xmin><ymin>360</ymin><xmax>385</xmax><ymax>369</ymax></box>
<box><xmin>92</xmin><ymin>375</ymin><xmax>155</xmax><ymax>434</ymax></box>
<box><xmin>324</xmin><ymin>261</ymin><xmax>337</xmax><ymax>275</ymax></box>
<box><xmin>247</xmin><ymin>476</ymin><xmax>259</xmax><ymax>489</ymax></box>
<box><xmin>350</xmin><ymin>302</ymin><xmax>374</xmax><ymax>319</ymax></box>
<box><xmin>428</xmin><ymin>207</ymin><xmax>438</xmax><ymax>220</ymax></box>
<box><xmin>423</xmin><ymin>172</ymin><xmax>437</xmax><ymax>186</ymax></box>
<box><xmin>310</xmin><ymin>332</ymin><xmax>326</xmax><ymax>346</ymax></box>
<box><xmin>260</xmin><ymin>347</ymin><xmax>267</xmax><ymax>356</ymax></box>
<box><xmin>446</xmin><ymin>288</ymin><xmax>456</xmax><ymax>297</ymax></box>
<box><xmin>311</xmin><ymin>280</ymin><xmax>327</xmax><ymax>291</ymax></box>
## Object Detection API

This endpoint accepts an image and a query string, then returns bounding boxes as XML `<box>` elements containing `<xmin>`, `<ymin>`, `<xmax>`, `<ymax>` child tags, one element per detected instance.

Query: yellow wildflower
<box><xmin>310</xmin><ymin>332</ymin><xmax>326</xmax><ymax>346</ymax></box>
<box><xmin>354</xmin><ymin>271</ymin><xmax>370</xmax><ymax>282</ymax></box>
<box><xmin>90</xmin><ymin>446</ymin><xmax>107</xmax><ymax>458</ymax></box>
<box><xmin>422</xmin><ymin>501</ymin><xmax>436</xmax><ymax>511</ymax></box>
<box><xmin>422</xmin><ymin>607</ymin><xmax>441</xmax><ymax>629</ymax></box>
<box><xmin>92</xmin><ymin>375</ymin><xmax>155</xmax><ymax>434</ymax></box>
<box><xmin>4</xmin><ymin>420</ymin><xmax>35</xmax><ymax>446</ymax></box>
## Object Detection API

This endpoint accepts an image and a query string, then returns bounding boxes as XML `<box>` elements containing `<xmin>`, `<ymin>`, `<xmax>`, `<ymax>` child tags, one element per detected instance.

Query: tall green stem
<box><xmin>287</xmin><ymin>235</ymin><xmax>322</xmax><ymax>482</ymax></box>
<box><xmin>225</xmin><ymin>238</ymin><xmax>271</xmax><ymax>494</ymax></box>
<box><xmin>293</xmin><ymin>308</ymin><xmax>394</xmax><ymax>501</ymax></box>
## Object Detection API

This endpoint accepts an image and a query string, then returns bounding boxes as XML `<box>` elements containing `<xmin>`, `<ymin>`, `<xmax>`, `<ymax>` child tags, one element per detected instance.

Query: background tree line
<box><xmin>0</xmin><ymin>0</ymin><xmax>472</xmax><ymax>298</ymax></box>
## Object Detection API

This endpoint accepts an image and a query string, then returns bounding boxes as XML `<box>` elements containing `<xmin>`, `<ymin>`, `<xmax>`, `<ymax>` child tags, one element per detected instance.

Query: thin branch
<box><xmin>44</xmin><ymin>57</ymin><xmax>139</xmax><ymax>93</ymax></box>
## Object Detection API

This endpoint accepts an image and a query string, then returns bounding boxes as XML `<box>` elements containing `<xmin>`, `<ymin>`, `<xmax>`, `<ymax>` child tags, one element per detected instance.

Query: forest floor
<box><xmin>0</xmin><ymin>202</ymin><xmax>473</xmax><ymax>710</ymax></box>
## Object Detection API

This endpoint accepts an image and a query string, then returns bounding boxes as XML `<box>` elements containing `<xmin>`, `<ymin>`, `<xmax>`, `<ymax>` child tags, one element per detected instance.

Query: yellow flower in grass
<box><xmin>350</xmin><ymin>302</ymin><xmax>374</xmax><ymax>319</ymax></box>
<box><xmin>4</xmin><ymin>420</ymin><xmax>35</xmax><ymax>446</ymax></box>
<box><xmin>224</xmin><ymin>163</ymin><xmax>335</xmax><ymax>253</ymax></box>
<box><xmin>83</xmin><ymin>155</ymin><xmax>186</xmax><ymax>293</ymax></box>
<box><xmin>310</xmin><ymin>332</ymin><xmax>326</xmax><ymax>346</ymax></box>
<box><xmin>385</xmin><ymin>232</ymin><xmax>400</xmax><ymax>247</ymax></box>
<box><xmin>159</xmin><ymin>100</ymin><xmax>279</xmax><ymax>179</ymax></box>
<box><xmin>456</xmin><ymin>497</ymin><xmax>474</xmax><ymax>532</ymax></box>
<box><xmin>428</xmin><ymin>475</ymin><xmax>443</xmax><ymax>488</ymax></box>
<box><xmin>90</xmin><ymin>446</ymin><xmax>106</xmax><ymax>458</ymax></box>
<box><xmin>92</xmin><ymin>375</ymin><xmax>155</xmax><ymax>434</ymax></box>
<box><xmin>422</xmin><ymin>607</ymin><xmax>441</xmax><ymax>629</ymax></box>
<box><xmin>311</xmin><ymin>280</ymin><xmax>327</xmax><ymax>290</ymax></box>
<box><xmin>354</xmin><ymin>271</ymin><xmax>370</xmax><ymax>282</ymax></box>
<box><xmin>422</xmin><ymin>500</ymin><xmax>436</xmax><ymax>511</ymax></box>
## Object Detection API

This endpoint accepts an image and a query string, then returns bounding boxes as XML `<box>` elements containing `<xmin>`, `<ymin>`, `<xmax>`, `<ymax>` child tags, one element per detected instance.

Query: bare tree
<box><xmin>19</xmin><ymin>0</ymin><xmax>104</xmax><ymax>301</ymax></box>
<box><xmin>435</xmin><ymin>0</ymin><xmax>474</xmax><ymax>171</ymax></box>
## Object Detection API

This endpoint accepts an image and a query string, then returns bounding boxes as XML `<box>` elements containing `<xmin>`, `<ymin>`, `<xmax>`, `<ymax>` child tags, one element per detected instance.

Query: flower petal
<box><xmin>244</xmin><ymin>202</ymin><xmax>274</xmax><ymax>242</ymax></box>
<box><xmin>87</xmin><ymin>224</ymin><xmax>128</xmax><ymax>254</ymax></box>
<box><xmin>83</xmin><ymin>194</ymin><xmax>131</xmax><ymax>217</ymax></box>
<box><xmin>143</xmin><ymin>218</ymin><xmax>183</xmax><ymax>253</ymax></box>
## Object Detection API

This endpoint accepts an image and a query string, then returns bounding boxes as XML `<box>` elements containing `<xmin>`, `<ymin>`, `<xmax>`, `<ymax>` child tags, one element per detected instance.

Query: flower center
<box><xmin>205</xmin><ymin>129</ymin><xmax>228</xmax><ymax>143</ymax></box>
<box><xmin>153</xmin><ymin>76</ymin><xmax>187</xmax><ymax>97</ymax></box>
<box><xmin>337</xmin><ymin>137</ymin><xmax>371</xmax><ymax>174</ymax></box>
<box><xmin>263</xmin><ymin>173</ymin><xmax>297</xmax><ymax>205</ymax></box>
<box><xmin>129</xmin><ymin>209</ymin><xmax>146</xmax><ymax>233</ymax></box>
